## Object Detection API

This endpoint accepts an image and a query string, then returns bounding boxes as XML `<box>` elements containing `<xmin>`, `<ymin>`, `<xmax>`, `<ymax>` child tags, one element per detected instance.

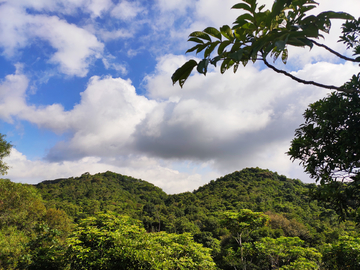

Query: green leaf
<box><xmin>275</xmin><ymin>40</ymin><xmax>286</xmax><ymax>51</ymax></box>
<box><xmin>217</xmin><ymin>40</ymin><xmax>232</xmax><ymax>55</ymax></box>
<box><xmin>189</xmin><ymin>31</ymin><xmax>211</xmax><ymax>42</ymax></box>
<box><xmin>203</xmin><ymin>27</ymin><xmax>222</xmax><ymax>40</ymax></box>
<box><xmin>220</xmin><ymin>25</ymin><xmax>234</xmax><ymax>41</ymax></box>
<box><xmin>210</xmin><ymin>55</ymin><xmax>222</xmax><ymax>67</ymax></box>
<box><xmin>317</xmin><ymin>11</ymin><xmax>354</xmax><ymax>21</ymax></box>
<box><xmin>229</xmin><ymin>49</ymin><xmax>244</xmax><ymax>62</ymax></box>
<box><xmin>186</xmin><ymin>44</ymin><xmax>203</xmax><ymax>54</ymax></box>
<box><xmin>233</xmin><ymin>63</ymin><xmax>239</xmax><ymax>73</ymax></box>
<box><xmin>187</xmin><ymin>37</ymin><xmax>204</xmax><ymax>44</ymax></box>
<box><xmin>231</xmin><ymin>3</ymin><xmax>252</xmax><ymax>12</ymax></box>
<box><xmin>171</xmin><ymin>60</ymin><xmax>198</xmax><ymax>88</ymax></box>
<box><xmin>271</xmin><ymin>0</ymin><xmax>287</xmax><ymax>17</ymax></box>
<box><xmin>235</xmin><ymin>13</ymin><xmax>254</xmax><ymax>24</ymax></box>
<box><xmin>220</xmin><ymin>58</ymin><xmax>234</xmax><ymax>74</ymax></box>
<box><xmin>281</xmin><ymin>47</ymin><xmax>288</xmax><ymax>64</ymax></box>
<box><xmin>204</xmin><ymin>41</ymin><xmax>220</xmax><ymax>58</ymax></box>
<box><xmin>197</xmin><ymin>59</ymin><xmax>210</xmax><ymax>75</ymax></box>
<box><xmin>196</xmin><ymin>43</ymin><xmax>209</xmax><ymax>54</ymax></box>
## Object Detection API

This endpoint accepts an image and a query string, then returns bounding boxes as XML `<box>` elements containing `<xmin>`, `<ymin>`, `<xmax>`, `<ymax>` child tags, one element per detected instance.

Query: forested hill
<box><xmin>34</xmin><ymin>168</ymin><xmax>350</xmax><ymax>243</ymax></box>
<box><xmin>35</xmin><ymin>171</ymin><xmax>167</xmax><ymax>218</ymax></box>
<box><xmin>2</xmin><ymin>168</ymin><xmax>358</xmax><ymax>269</ymax></box>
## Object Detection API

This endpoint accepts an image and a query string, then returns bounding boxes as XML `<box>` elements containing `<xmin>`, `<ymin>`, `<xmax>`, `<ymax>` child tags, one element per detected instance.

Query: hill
<box><xmin>35</xmin><ymin>168</ymin><xmax>355</xmax><ymax>244</ymax></box>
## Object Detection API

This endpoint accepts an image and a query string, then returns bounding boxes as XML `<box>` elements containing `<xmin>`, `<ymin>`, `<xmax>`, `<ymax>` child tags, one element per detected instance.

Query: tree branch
<box><xmin>262</xmin><ymin>57</ymin><xmax>358</xmax><ymax>93</ymax></box>
<box><xmin>308</xmin><ymin>38</ymin><xmax>360</xmax><ymax>63</ymax></box>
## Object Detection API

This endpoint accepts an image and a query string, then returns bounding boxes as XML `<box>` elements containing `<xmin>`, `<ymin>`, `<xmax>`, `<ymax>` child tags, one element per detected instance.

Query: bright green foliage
<box><xmin>36</xmin><ymin>171</ymin><xmax>167</xmax><ymax>221</ymax></box>
<box><xmin>288</xmin><ymin>89</ymin><xmax>360</xmax><ymax>221</ymax></box>
<box><xmin>0</xmin><ymin>179</ymin><xmax>46</xmax><ymax>231</ymax></box>
<box><xmin>0</xmin><ymin>227</ymin><xmax>28</xmax><ymax>270</ymax></box>
<box><xmin>322</xmin><ymin>236</ymin><xmax>360</xmax><ymax>270</ymax></box>
<box><xmin>221</xmin><ymin>209</ymin><xmax>269</xmax><ymax>268</ymax></box>
<box><xmin>66</xmin><ymin>212</ymin><xmax>217</xmax><ymax>270</ymax></box>
<box><xmin>221</xmin><ymin>210</ymin><xmax>270</xmax><ymax>245</ymax></box>
<box><xmin>172</xmin><ymin>0</ymin><xmax>354</xmax><ymax>90</ymax></box>
<box><xmin>0</xmin><ymin>134</ymin><xmax>11</xmax><ymax>175</ymax></box>
<box><xmin>244</xmin><ymin>236</ymin><xmax>322</xmax><ymax>269</ymax></box>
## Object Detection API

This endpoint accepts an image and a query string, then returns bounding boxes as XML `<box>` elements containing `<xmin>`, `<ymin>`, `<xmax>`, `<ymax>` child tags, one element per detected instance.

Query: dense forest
<box><xmin>1</xmin><ymin>167</ymin><xmax>359</xmax><ymax>269</ymax></box>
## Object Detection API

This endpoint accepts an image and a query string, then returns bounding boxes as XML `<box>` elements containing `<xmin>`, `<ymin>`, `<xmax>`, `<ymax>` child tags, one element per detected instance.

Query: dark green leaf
<box><xmin>235</xmin><ymin>13</ymin><xmax>254</xmax><ymax>24</ymax></box>
<box><xmin>317</xmin><ymin>11</ymin><xmax>354</xmax><ymax>21</ymax></box>
<box><xmin>203</xmin><ymin>27</ymin><xmax>222</xmax><ymax>40</ymax></box>
<box><xmin>171</xmin><ymin>60</ymin><xmax>198</xmax><ymax>88</ymax></box>
<box><xmin>204</xmin><ymin>41</ymin><xmax>220</xmax><ymax>58</ymax></box>
<box><xmin>197</xmin><ymin>59</ymin><xmax>210</xmax><ymax>75</ymax></box>
<box><xmin>229</xmin><ymin>49</ymin><xmax>244</xmax><ymax>62</ymax></box>
<box><xmin>217</xmin><ymin>40</ymin><xmax>232</xmax><ymax>55</ymax></box>
<box><xmin>189</xmin><ymin>31</ymin><xmax>211</xmax><ymax>42</ymax></box>
<box><xmin>271</xmin><ymin>0</ymin><xmax>287</xmax><ymax>17</ymax></box>
<box><xmin>210</xmin><ymin>55</ymin><xmax>222</xmax><ymax>67</ymax></box>
<box><xmin>188</xmin><ymin>37</ymin><xmax>204</xmax><ymax>44</ymax></box>
<box><xmin>275</xmin><ymin>40</ymin><xmax>286</xmax><ymax>51</ymax></box>
<box><xmin>231</xmin><ymin>3</ymin><xmax>252</xmax><ymax>12</ymax></box>
<box><xmin>186</xmin><ymin>44</ymin><xmax>203</xmax><ymax>54</ymax></box>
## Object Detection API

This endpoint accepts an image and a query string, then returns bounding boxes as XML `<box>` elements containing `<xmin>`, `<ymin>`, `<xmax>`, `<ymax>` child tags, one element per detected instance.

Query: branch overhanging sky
<box><xmin>1</xmin><ymin>0</ymin><xmax>359</xmax><ymax>193</ymax></box>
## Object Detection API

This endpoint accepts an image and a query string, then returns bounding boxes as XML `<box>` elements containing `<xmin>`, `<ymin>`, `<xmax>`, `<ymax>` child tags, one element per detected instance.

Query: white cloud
<box><xmin>0</xmin><ymin>2</ymin><xmax>104</xmax><ymax>77</ymax></box>
<box><xmin>5</xmin><ymin>148</ymin><xmax>214</xmax><ymax>193</ymax></box>
<box><xmin>111</xmin><ymin>1</ymin><xmax>144</xmax><ymax>21</ymax></box>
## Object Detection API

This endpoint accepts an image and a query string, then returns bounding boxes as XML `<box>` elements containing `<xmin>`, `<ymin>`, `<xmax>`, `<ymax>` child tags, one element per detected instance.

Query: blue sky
<box><xmin>1</xmin><ymin>0</ymin><xmax>359</xmax><ymax>193</ymax></box>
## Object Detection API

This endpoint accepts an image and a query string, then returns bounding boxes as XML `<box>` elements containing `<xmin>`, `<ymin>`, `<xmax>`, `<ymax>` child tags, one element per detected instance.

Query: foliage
<box><xmin>288</xmin><ymin>89</ymin><xmax>360</xmax><ymax>220</ymax></box>
<box><xmin>0</xmin><ymin>179</ymin><xmax>46</xmax><ymax>231</ymax></box>
<box><xmin>244</xmin><ymin>236</ymin><xmax>322</xmax><ymax>269</ymax></box>
<box><xmin>36</xmin><ymin>171</ymin><xmax>167</xmax><ymax>221</ymax></box>
<box><xmin>171</xmin><ymin>0</ymin><xmax>356</xmax><ymax>92</ymax></box>
<box><xmin>66</xmin><ymin>212</ymin><xmax>217</xmax><ymax>270</ymax></box>
<box><xmin>18</xmin><ymin>224</ymin><xmax>67</xmax><ymax>270</ymax></box>
<box><xmin>322</xmin><ymin>236</ymin><xmax>360</xmax><ymax>270</ymax></box>
<box><xmin>1</xmin><ymin>168</ymin><xmax>360</xmax><ymax>269</ymax></box>
<box><xmin>0</xmin><ymin>134</ymin><xmax>12</xmax><ymax>175</ymax></box>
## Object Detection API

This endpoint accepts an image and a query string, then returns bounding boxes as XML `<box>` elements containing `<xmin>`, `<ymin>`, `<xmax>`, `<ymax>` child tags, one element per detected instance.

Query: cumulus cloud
<box><xmin>5</xmin><ymin>149</ymin><xmax>213</xmax><ymax>193</ymax></box>
<box><xmin>0</xmin><ymin>3</ymin><xmax>104</xmax><ymax>77</ymax></box>
<box><xmin>1</xmin><ymin>0</ymin><xmax>360</xmax><ymax>194</ymax></box>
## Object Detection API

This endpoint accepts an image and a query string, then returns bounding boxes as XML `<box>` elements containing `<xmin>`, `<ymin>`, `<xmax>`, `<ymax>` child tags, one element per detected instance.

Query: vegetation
<box><xmin>1</xmin><ymin>1</ymin><xmax>360</xmax><ymax>269</ymax></box>
<box><xmin>171</xmin><ymin>0</ymin><xmax>356</xmax><ymax>91</ymax></box>
<box><xmin>1</xmin><ymin>168</ymin><xmax>359</xmax><ymax>269</ymax></box>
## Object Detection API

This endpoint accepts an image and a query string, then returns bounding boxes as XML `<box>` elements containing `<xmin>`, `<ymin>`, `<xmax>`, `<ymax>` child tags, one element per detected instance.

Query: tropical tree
<box><xmin>221</xmin><ymin>210</ymin><xmax>269</xmax><ymax>268</ymax></box>
<box><xmin>66</xmin><ymin>212</ymin><xmax>217</xmax><ymax>270</ymax></box>
<box><xmin>171</xmin><ymin>0</ymin><xmax>357</xmax><ymax>92</ymax></box>
<box><xmin>244</xmin><ymin>236</ymin><xmax>322</xmax><ymax>269</ymax></box>
<box><xmin>288</xmin><ymin>87</ymin><xmax>360</xmax><ymax>221</ymax></box>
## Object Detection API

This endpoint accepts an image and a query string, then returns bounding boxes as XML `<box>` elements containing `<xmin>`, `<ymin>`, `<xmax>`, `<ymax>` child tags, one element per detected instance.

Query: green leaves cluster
<box><xmin>288</xmin><ymin>87</ymin><xmax>360</xmax><ymax>220</ymax></box>
<box><xmin>66</xmin><ymin>212</ymin><xmax>217</xmax><ymax>270</ymax></box>
<box><xmin>172</xmin><ymin>0</ymin><xmax>354</xmax><ymax>88</ymax></box>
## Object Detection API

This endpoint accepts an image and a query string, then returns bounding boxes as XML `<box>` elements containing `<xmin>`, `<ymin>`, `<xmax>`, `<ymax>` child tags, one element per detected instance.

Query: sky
<box><xmin>0</xmin><ymin>0</ymin><xmax>359</xmax><ymax>194</ymax></box>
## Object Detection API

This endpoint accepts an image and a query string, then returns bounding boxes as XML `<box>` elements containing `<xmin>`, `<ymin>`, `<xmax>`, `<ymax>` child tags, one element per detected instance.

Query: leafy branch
<box><xmin>172</xmin><ymin>0</ymin><xmax>357</xmax><ymax>92</ymax></box>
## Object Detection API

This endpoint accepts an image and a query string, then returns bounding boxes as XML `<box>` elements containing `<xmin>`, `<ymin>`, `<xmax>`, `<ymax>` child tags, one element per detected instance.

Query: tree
<box><xmin>288</xmin><ymin>87</ymin><xmax>360</xmax><ymax>220</ymax></box>
<box><xmin>0</xmin><ymin>134</ymin><xmax>12</xmax><ymax>175</ymax></box>
<box><xmin>221</xmin><ymin>210</ymin><xmax>269</xmax><ymax>268</ymax></box>
<box><xmin>171</xmin><ymin>0</ymin><xmax>357</xmax><ymax>92</ymax></box>
<box><xmin>244</xmin><ymin>236</ymin><xmax>322</xmax><ymax>269</ymax></box>
<box><xmin>66</xmin><ymin>212</ymin><xmax>217</xmax><ymax>270</ymax></box>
